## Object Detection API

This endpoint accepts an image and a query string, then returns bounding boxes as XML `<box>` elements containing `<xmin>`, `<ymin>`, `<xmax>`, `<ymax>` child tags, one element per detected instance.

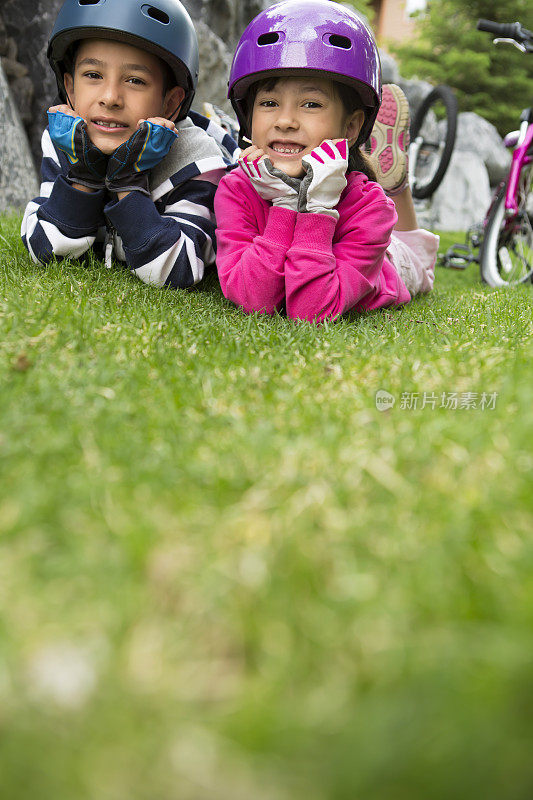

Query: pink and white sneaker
<box><xmin>369</xmin><ymin>84</ymin><xmax>410</xmax><ymax>196</ymax></box>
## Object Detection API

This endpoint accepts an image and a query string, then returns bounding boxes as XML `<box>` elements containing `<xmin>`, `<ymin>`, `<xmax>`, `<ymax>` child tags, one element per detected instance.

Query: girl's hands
<box><xmin>239</xmin><ymin>140</ymin><xmax>349</xmax><ymax>218</ymax></box>
<box><xmin>239</xmin><ymin>146</ymin><xmax>301</xmax><ymax>211</ymax></box>
<box><xmin>239</xmin><ymin>145</ymin><xmax>264</xmax><ymax>164</ymax></box>
<box><xmin>299</xmin><ymin>139</ymin><xmax>349</xmax><ymax>220</ymax></box>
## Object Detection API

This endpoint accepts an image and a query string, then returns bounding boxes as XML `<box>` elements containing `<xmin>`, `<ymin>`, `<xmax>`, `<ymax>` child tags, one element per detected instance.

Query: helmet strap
<box><xmin>165</xmin><ymin>85</ymin><xmax>187</xmax><ymax>122</ymax></box>
<box><xmin>168</xmin><ymin>101</ymin><xmax>183</xmax><ymax>122</ymax></box>
<box><xmin>237</xmin><ymin>129</ymin><xmax>252</xmax><ymax>150</ymax></box>
<box><xmin>57</xmin><ymin>73</ymin><xmax>76</xmax><ymax>112</ymax></box>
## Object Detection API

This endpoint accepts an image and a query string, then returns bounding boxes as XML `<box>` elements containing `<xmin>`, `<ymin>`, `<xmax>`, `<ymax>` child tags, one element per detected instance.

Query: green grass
<box><xmin>1</xmin><ymin>214</ymin><xmax>532</xmax><ymax>800</ymax></box>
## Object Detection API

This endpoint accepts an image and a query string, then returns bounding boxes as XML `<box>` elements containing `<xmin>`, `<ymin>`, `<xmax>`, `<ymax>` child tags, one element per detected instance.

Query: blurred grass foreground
<box><xmin>1</xmin><ymin>214</ymin><xmax>533</xmax><ymax>799</ymax></box>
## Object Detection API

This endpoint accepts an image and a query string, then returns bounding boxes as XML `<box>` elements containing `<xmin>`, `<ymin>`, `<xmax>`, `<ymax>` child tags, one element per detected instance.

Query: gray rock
<box><xmin>0</xmin><ymin>63</ymin><xmax>39</xmax><ymax>214</ymax></box>
<box><xmin>398</xmin><ymin>77</ymin><xmax>434</xmax><ymax>121</ymax></box>
<box><xmin>0</xmin><ymin>15</ymin><xmax>8</xmax><ymax>56</ymax></box>
<box><xmin>452</xmin><ymin>112</ymin><xmax>511</xmax><ymax>186</ymax></box>
<box><xmin>2</xmin><ymin>0</ymin><xmax>62</xmax><ymax>166</ymax></box>
<box><xmin>416</xmin><ymin>111</ymin><xmax>512</xmax><ymax>230</ymax></box>
<box><xmin>189</xmin><ymin>0</ymin><xmax>267</xmax><ymax>51</ymax></box>
<box><xmin>192</xmin><ymin>20</ymin><xmax>233</xmax><ymax>115</ymax></box>
<box><xmin>380</xmin><ymin>51</ymin><xmax>400</xmax><ymax>85</ymax></box>
<box><xmin>9</xmin><ymin>74</ymin><xmax>34</xmax><ymax>125</ymax></box>
<box><xmin>2</xmin><ymin>55</ymin><xmax>29</xmax><ymax>81</ymax></box>
<box><xmin>366</xmin><ymin>48</ymin><xmax>431</xmax><ymax>123</ymax></box>
<box><xmin>0</xmin><ymin>13</ymin><xmax>35</xmax><ymax>141</ymax></box>
<box><xmin>425</xmin><ymin>150</ymin><xmax>491</xmax><ymax>232</ymax></box>
<box><xmin>2</xmin><ymin>37</ymin><xmax>18</xmax><ymax>62</ymax></box>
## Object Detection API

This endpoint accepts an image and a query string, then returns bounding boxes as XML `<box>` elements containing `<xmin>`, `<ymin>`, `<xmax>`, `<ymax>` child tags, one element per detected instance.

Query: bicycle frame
<box><xmin>440</xmin><ymin>19</ymin><xmax>533</xmax><ymax>283</ymax></box>
<box><xmin>505</xmin><ymin>116</ymin><xmax>533</xmax><ymax>217</ymax></box>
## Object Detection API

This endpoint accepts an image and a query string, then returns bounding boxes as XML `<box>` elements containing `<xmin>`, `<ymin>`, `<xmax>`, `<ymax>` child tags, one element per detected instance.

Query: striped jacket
<box><xmin>21</xmin><ymin>111</ymin><xmax>238</xmax><ymax>289</ymax></box>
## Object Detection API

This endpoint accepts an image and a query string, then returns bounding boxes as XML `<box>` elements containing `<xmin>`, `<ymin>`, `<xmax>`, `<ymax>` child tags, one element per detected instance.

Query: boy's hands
<box><xmin>239</xmin><ymin>146</ymin><xmax>301</xmax><ymax>211</ymax></box>
<box><xmin>298</xmin><ymin>139</ymin><xmax>349</xmax><ymax>220</ymax></box>
<box><xmin>47</xmin><ymin>109</ymin><xmax>177</xmax><ymax>197</ymax></box>
<box><xmin>106</xmin><ymin>118</ymin><xmax>178</xmax><ymax>197</ymax></box>
<box><xmin>47</xmin><ymin>107</ymin><xmax>108</xmax><ymax>190</ymax></box>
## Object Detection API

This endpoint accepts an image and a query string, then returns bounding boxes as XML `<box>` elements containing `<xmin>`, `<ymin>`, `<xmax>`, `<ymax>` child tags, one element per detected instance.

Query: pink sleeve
<box><xmin>285</xmin><ymin>184</ymin><xmax>401</xmax><ymax>322</ymax></box>
<box><xmin>214</xmin><ymin>175</ymin><xmax>296</xmax><ymax>315</ymax></box>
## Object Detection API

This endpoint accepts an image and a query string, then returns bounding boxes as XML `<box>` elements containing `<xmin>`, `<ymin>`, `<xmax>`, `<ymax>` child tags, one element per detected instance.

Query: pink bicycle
<box><xmin>477</xmin><ymin>18</ymin><xmax>533</xmax><ymax>286</ymax></box>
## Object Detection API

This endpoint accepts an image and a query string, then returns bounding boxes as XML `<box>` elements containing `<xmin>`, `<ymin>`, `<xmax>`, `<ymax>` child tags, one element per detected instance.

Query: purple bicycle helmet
<box><xmin>228</xmin><ymin>0</ymin><xmax>381</xmax><ymax>145</ymax></box>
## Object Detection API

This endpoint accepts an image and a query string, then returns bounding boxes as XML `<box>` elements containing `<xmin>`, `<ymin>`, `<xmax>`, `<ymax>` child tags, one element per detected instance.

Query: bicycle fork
<box><xmin>505</xmin><ymin>116</ymin><xmax>533</xmax><ymax>217</ymax></box>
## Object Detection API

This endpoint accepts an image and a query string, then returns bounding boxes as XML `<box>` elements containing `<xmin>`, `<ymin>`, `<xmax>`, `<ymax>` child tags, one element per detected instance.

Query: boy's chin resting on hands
<box><xmin>47</xmin><ymin>108</ymin><xmax>179</xmax><ymax>196</ymax></box>
<box><xmin>48</xmin><ymin>105</ymin><xmax>178</xmax><ymax>157</ymax></box>
<box><xmin>88</xmin><ymin>116</ymin><xmax>179</xmax><ymax>155</ymax></box>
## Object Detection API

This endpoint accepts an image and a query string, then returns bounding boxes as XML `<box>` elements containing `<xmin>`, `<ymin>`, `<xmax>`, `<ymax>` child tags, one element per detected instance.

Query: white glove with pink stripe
<box><xmin>298</xmin><ymin>139</ymin><xmax>349</xmax><ymax>220</ymax></box>
<box><xmin>239</xmin><ymin>153</ymin><xmax>300</xmax><ymax>211</ymax></box>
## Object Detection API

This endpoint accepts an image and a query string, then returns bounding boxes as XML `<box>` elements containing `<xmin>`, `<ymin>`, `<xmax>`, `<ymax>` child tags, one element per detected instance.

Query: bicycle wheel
<box><xmin>479</xmin><ymin>163</ymin><xmax>533</xmax><ymax>286</ymax></box>
<box><xmin>410</xmin><ymin>85</ymin><xmax>458</xmax><ymax>200</ymax></box>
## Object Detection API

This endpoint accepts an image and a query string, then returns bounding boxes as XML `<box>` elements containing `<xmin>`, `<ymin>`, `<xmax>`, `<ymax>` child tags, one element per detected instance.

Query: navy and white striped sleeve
<box><xmin>188</xmin><ymin>110</ymin><xmax>240</xmax><ymax>163</ymax></box>
<box><xmin>104</xmin><ymin>174</ymin><xmax>219</xmax><ymax>289</ymax></box>
<box><xmin>21</xmin><ymin>128</ymin><xmax>106</xmax><ymax>265</ymax></box>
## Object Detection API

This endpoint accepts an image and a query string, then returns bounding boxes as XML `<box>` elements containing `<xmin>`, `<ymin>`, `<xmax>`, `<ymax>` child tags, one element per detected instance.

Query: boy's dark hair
<box><xmin>244</xmin><ymin>76</ymin><xmax>377</xmax><ymax>181</ymax></box>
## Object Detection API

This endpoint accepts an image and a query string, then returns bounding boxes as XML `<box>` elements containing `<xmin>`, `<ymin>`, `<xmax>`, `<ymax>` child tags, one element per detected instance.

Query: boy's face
<box><xmin>64</xmin><ymin>39</ymin><xmax>184</xmax><ymax>154</ymax></box>
<box><xmin>251</xmin><ymin>76</ymin><xmax>364</xmax><ymax>178</ymax></box>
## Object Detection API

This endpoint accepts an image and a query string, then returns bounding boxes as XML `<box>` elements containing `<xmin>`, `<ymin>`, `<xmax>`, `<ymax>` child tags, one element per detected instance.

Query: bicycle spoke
<box><xmin>480</xmin><ymin>166</ymin><xmax>533</xmax><ymax>286</ymax></box>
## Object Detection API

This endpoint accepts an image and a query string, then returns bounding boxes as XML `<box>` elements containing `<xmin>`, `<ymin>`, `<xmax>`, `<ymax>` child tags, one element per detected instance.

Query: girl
<box><xmin>214</xmin><ymin>0</ymin><xmax>438</xmax><ymax>323</ymax></box>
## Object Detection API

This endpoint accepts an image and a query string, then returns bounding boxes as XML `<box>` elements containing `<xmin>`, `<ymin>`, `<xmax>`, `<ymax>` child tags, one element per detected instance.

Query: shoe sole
<box><xmin>370</xmin><ymin>85</ymin><xmax>410</xmax><ymax>193</ymax></box>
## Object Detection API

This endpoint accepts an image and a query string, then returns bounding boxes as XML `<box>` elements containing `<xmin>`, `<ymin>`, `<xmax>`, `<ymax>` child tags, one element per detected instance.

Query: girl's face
<box><xmin>251</xmin><ymin>76</ymin><xmax>364</xmax><ymax>177</ymax></box>
<box><xmin>63</xmin><ymin>39</ymin><xmax>184</xmax><ymax>154</ymax></box>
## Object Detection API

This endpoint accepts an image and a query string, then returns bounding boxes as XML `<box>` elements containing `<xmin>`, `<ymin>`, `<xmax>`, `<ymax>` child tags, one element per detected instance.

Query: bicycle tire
<box><xmin>410</xmin><ymin>85</ymin><xmax>458</xmax><ymax>200</ymax></box>
<box><xmin>479</xmin><ymin>164</ymin><xmax>533</xmax><ymax>287</ymax></box>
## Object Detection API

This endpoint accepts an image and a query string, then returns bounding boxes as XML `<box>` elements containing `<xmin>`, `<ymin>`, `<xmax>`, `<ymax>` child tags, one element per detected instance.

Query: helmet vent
<box><xmin>79</xmin><ymin>0</ymin><xmax>102</xmax><ymax>5</ymax></box>
<box><xmin>257</xmin><ymin>32</ymin><xmax>280</xmax><ymax>46</ymax></box>
<box><xmin>328</xmin><ymin>34</ymin><xmax>352</xmax><ymax>50</ymax></box>
<box><xmin>141</xmin><ymin>4</ymin><xmax>170</xmax><ymax>24</ymax></box>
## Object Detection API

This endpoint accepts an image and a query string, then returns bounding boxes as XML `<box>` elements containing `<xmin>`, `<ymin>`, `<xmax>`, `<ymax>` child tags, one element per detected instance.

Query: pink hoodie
<box><xmin>214</xmin><ymin>167</ymin><xmax>411</xmax><ymax>323</ymax></box>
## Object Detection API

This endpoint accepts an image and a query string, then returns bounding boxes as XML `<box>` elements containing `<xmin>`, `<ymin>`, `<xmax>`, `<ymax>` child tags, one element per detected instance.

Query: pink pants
<box><xmin>387</xmin><ymin>228</ymin><xmax>439</xmax><ymax>295</ymax></box>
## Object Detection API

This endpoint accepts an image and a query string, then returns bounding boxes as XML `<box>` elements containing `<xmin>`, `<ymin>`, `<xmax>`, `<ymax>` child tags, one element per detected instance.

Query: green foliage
<box><xmin>392</xmin><ymin>0</ymin><xmax>533</xmax><ymax>136</ymax></box>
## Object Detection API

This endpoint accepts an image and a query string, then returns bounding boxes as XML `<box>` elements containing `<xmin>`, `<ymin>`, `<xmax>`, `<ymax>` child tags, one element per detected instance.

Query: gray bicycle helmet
<box><xmin>47</xmin><ymin>0</ymin><xmax>199</xmax><ymax>120</ymax></box>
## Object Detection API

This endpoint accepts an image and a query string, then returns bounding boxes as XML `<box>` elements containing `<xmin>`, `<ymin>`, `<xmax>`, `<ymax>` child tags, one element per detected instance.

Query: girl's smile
<box><xmin>269</xmin><ymin>141</ymin><xmax>305</xmax><ymax>155</ymax></box>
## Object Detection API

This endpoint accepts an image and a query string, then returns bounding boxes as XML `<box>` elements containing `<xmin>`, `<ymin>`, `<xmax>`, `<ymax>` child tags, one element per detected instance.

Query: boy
<box><xmin>21</xmin><ymin>0</ymin><xmax>237</xmax><ymax>289</ymax></box>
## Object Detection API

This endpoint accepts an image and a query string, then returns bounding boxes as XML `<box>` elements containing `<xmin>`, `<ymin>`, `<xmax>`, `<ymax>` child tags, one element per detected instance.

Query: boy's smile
<box><xmin>63</xmin><ymin>39</ymin><xmax>183</xmax><ymax>154</ymax></box>
<box><xmin>91</xmin><ymin>119</ymin><xmax>129</xmax><ymax>131</ymax></box>
<box><xmin>251</xmin><ymin>76</ymin><xmax>363</xmax><ymax>178</ymax></box>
